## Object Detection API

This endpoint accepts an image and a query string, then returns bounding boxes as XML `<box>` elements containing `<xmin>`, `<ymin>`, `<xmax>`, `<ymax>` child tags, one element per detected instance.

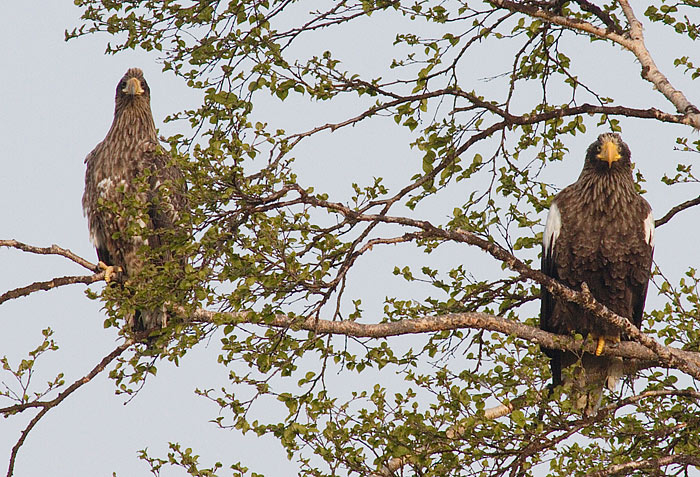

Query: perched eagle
<box><xmin>540</xmin><ymin>133</ymin><xmax>654</xmax><ymax>414</ymax></box>
<box><xmin>83</xmin><ymin>68</ymin><xmax>185</xmax><ymax>331</ymax></box>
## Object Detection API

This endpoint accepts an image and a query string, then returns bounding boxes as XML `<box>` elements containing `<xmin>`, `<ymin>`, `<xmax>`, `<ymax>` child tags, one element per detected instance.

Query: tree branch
<box><xmin>251</xmin><ymin>193</ymin><xmax>700</xmax><ymax>379</ymax></box>
<box><xmin>571</xmin><ymin>0</ymin><xmax>623</xmax><ymax>35</ymax></box>
<box><xmin>6</xmin><ymin>342</ymin><xmax>131</xmax><ymax>477</ymax></box>
<box><xmin>0</xmin><ymin>273</ymin><xmax>105</xmax><ymax>306</ymax></box>
<box><xmin>618</xmin><ymin>0</ymin><xmax>700</xmax><ymax>127</ymax></box>
<box><xmin>374</xmin><ymin>388</ymin><xmax>700</xmax><ymax>477</ymax></box>
<box><xmin>490</xmin><ymin>0</ymin><xmax>626</xmax><ymax>42</ymax></box>
<box><xmin>655</xmin><ymin>194</ymin><xmax>700</xmax><ymax>227</ymax></box>
<box><xmin>277</xmin><ymin>198</ymin><xmax>700</xmax><ymax>380</ymax></box>
<box><xmin>5</xmin><ymin>230</ymin><xmax>700</xmax><ymax>380</ymax></box>
<box><xmin>184</xmin><ymin>307</ymin><xmax>700</xmax><ymax>370</ymax></box>
<box><xmin>290</xmin><ymin>91</ymin><xmax>690</xmax><ymax>143</ymax></box>
<box><xmin>0</xmin><ymin>240</ymin><xmax>104</xmax><ymax>306</ymax></box>
<box><xmin>490</xmin><ymin>0</ymin><xmax>700</xmax><ymax>128</ymax></box>
<box><xmin>0</xmin><ymin>240</ymin><xmax>97</xmax><ymax>272</ymax></box>
<box><xmin>586</xmin><ymin>454</ymin><xmax>700</xmax><ymax>477</ymax></box>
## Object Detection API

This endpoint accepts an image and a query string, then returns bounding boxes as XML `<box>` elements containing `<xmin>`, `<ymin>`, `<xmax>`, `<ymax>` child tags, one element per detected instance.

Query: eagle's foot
<box><xmin>595</xmin><ymin>336</ymin><xmax>606</xmax><ymax>356</ymax></box>
<box><xmin>594</xmin><ymin>335</ymin><xmax>621</xmax><ymax>356</ymax></box>
<box><xmin>98</xmin><ymin>261</ymin><xmax>123</xmax><ymax>283</ymax></box>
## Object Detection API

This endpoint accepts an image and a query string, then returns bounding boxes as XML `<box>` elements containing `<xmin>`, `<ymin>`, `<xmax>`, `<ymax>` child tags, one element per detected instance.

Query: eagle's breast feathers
<box><xmin>544</xmin><ymin>185</ymin><xmax>653</xmax><ymax>334</ymax></box>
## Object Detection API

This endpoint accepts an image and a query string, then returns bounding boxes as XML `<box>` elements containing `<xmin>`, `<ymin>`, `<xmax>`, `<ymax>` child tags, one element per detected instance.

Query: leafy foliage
<box><xmin>5</xmin><ymin>1</ymin><xmax>700</xmax><ymax>476</ymax></box>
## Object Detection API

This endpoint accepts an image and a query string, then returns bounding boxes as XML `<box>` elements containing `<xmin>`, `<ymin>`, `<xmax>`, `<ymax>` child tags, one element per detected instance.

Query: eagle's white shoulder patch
<box><xmin>97</xmin><ymin>177</ymin><xmax>127</xmax><ymax>196</ymax></box>
<box><xmin>543</xmin><ymin>202</ymin><xmax>561</xmax><ymax>254</ymax></box>
<box><xmin>643</xmin><ymin>210</ymin><xmax>654</xmax><ymax>247</ymax></box>
<box><xmin>97</xmin><ymin>177</ymin><xmax>114</xmax><ymax>194</ymax></box>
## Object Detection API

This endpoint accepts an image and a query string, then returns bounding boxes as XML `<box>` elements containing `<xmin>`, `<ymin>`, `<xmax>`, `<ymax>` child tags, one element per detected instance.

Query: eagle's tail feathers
<box><xmin>569</xmin><ymin>354</ymin><xmax>624</xmax><ymax>416</ymax></box>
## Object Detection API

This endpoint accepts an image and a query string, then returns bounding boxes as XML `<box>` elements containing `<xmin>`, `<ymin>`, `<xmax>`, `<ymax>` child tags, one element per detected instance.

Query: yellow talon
<box><xmin>98</xmin><ymin>261</ymin><xmax>122</xmax><ymax>283</ymax></box>
<box><xmin>595</xmin><ymin>336</ymin><xmax>605</xmax><ymax>356</ymax></box>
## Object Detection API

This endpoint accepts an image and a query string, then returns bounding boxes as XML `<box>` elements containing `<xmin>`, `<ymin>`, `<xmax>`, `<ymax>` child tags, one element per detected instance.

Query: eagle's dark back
<box><xmin>540</xmin><ymin>133</ymin><xmax>654</xmax><ymax>414</ymax></box>
<box><xmin>83</xmin><ymin>68</ymin><xmax>185</xmax><ymax>331</ymax></box>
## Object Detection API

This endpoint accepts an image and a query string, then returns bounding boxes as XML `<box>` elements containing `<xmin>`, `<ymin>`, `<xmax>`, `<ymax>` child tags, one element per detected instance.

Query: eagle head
<box><xmin>115</xmin><ymin>67</ymin><xmax>151</xmax><ymax>109</ymax></box>
<box><xmin>585</xmin><ymin>133</ymin><xmax>631</xmax><ymax>171</ymax></box>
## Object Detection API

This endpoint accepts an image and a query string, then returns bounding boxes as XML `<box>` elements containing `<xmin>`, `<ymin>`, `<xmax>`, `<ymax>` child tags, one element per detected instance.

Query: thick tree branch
<box><xmin>571</xmin><ymin>0</ymin><xmax>623</xmax><ymax>35</ymax></box>
<box><xmin>184</xmin><ymin>307</ymin><xmax>700</xmax><ymax>371</ymax></box>
<box><xmin>262</xmin><ymin>193</ymin><xmax>700</xmax><ymax>378</ymax></box>
<box><xmin>490</xmin><ymin>0</ymin><xmax>626</xmax><ymax>41</ymax></box>
<box><xmin>268</xmin><ymin>196</ymin><xmax>700</xmax><ymax>380</ymax></box>
<box><xmin>618</xmin><ymin>0</ymin><xmax>700</xmax><ymax>126</ymax></box>
<box><xmin>6</xmin><ymin>342</ymin><xmax>131</xmax><ymax>477</ymax></box>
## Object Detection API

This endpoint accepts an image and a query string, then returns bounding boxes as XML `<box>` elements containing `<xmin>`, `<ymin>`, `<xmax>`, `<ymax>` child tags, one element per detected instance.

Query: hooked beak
<box><xmin>596</xmin><ymin>139</ymin><xmax>621</xmax><ymax>168</ymax></box>
<box><xmin>123</xmin><ymin>77</ymin><xmax>144</xmax><ymax>96</ymax></box>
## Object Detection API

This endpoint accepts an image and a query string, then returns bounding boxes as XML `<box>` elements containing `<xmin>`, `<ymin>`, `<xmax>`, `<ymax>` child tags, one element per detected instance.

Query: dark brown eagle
<box><xmin>540</xmin><ymin>133</ymin><xmax>654</xmax><ymax>414</ymax></box>
<box><xmin>83</xmin><ymin>67</ymin><xmax>185</xmax><ymax>332</ymax></box>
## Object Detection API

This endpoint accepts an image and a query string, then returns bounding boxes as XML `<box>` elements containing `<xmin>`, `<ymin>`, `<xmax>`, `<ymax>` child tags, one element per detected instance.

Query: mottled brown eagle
<box><xmin>83</xmin><ymin>67</ymin><xmax>185</xmax><ymax>331</ymax></box>
<box><xmin>540</xmin><ymin>133</ymin><xmax>654</xmax><ymax>414</ymax></box>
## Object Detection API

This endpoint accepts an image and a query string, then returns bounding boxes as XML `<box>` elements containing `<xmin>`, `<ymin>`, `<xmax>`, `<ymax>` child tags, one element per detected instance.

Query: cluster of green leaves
<box><xmin>65</xmin><ymin>1</ymin><xmax>700</xmax><ymax>476</ymax></box>
<box><xmin>0</xmin><ymin>328</ymin><xmax>63</xmax><ymax>413</ymax></box>
<box><xmin>646</xmin><ymin>2</ymin><xmax>700</xmax><ymax>38</ymax></box>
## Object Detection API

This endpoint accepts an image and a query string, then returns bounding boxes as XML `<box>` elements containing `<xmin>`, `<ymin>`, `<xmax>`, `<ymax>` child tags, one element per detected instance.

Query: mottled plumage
<box><xmin>83</xmin><ymin>68</ymin><xmax>185</xmax><ymax>331</ymax></box>
<box><xmin>540</xmin><ymin>133</ymin><xmax>654</xmax><ymax>414</ymax></box>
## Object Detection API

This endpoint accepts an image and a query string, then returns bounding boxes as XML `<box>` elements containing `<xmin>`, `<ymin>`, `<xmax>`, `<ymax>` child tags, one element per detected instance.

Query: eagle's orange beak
<box><xmin>123</xmin><ymin>77</ymin><xmax>144</xmax><ymax>96</ymax></box>
<box><xmin>596</xmin><ymin>139</ymin><xmax>621</xmax><ymax>168</ymax></box>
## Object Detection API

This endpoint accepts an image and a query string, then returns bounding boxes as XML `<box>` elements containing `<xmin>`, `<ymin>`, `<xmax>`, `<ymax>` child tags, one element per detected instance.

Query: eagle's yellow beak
<box><xmin>123</xmin><ymin>77</ymin><xmax>144</xmax><ymax>96</ymax></box>
<box><xmin>596</xmin><ymin>139</ymin><xmax>621</xmax><ymax>168</ymax></box>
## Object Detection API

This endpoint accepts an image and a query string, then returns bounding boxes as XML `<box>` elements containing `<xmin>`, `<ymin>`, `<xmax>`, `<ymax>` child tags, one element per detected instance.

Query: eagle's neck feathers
<box><xmin>106</xmin><ymin>99</ymin><xmax>157</xmax><ymax>147</ymax></box>
<box><xmin>571</xmin><ymin>166</ymin><xmax>638</xmax><ymax>216</ymax></box>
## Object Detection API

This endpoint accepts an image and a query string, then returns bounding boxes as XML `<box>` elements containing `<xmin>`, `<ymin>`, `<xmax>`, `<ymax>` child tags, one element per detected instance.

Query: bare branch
<box><xmin>0</xmin><ymin>273</ymin><xmax>105</xmax><ymax>306</ymax></box>
<box><xmin>0</xmin><ymin>240</ymin><xmax>97</xmax><ymax>272</ymax></box>
<box><xmin>655</xmin><ymin>194</ymin><xmax>700</xmax><ymax>227</ymax></box>
<box><xmin>184</xmin><ymin>307</ymin><xmax>700</xmax><ymax>370</ymax></box>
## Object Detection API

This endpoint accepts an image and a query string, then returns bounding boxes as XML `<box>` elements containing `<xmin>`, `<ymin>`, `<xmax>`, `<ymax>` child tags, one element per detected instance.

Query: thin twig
<box><xmin>655</xmin><ymin>194</ymin><xmax>700</xmax><ymax>227</ymax></box>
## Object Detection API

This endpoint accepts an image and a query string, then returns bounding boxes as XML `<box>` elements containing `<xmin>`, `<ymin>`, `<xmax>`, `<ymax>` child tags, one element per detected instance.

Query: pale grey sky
<box><xmin>2</xmin><ymin>2</ymin><xmax>699</xmax><ymax>477</ymax></box>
